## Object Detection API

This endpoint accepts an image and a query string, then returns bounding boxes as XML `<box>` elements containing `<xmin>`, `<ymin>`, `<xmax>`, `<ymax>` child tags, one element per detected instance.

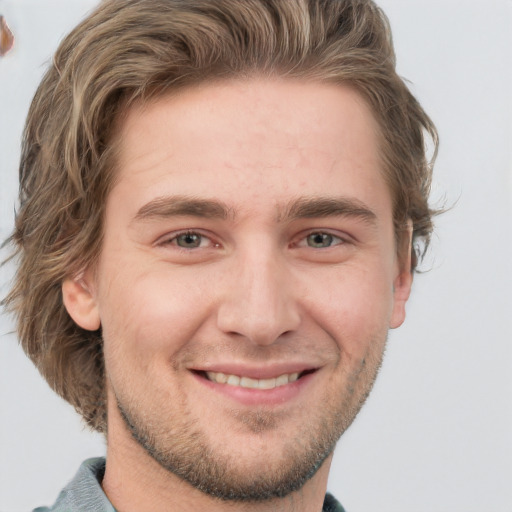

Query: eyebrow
<box><xmin>134</xmin><ymin>195</ymin><xmax>231</xmax><ymax>222</ymax></box>
<box><xmin>132</xmin><ymin>194</ymin><xmax>377</xmax><ymax>226</ymax></box>
<box><xmin>280</xmin><ymin>197</ymin><xmax>378</xmax><ymax>225</ymax></box>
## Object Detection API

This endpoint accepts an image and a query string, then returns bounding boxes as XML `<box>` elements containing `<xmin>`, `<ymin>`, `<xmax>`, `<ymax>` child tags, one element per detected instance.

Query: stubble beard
<box><xmin>113</xmin><ymin>338</ymin><xmax>386</xmax><ymax>503</ymax></box>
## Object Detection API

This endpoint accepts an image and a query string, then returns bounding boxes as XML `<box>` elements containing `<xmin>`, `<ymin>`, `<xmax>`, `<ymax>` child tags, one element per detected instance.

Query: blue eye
<box><xmin>306</xmin><ymin>232</ymin><xmax>340</xmax><ymax>248</ymax></box>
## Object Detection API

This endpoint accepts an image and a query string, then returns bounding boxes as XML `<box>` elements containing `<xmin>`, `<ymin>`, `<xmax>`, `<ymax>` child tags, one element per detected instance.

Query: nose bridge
<box><xmin>216</xmin><ymin>239</ymin><xmax>300</xmax><ymax>345</ymax></box>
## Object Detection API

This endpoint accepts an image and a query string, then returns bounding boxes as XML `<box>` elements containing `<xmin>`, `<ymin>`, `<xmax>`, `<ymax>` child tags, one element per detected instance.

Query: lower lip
<box><xmin>192</xmin><ymin>371</ymin><xmax>316</xmax><ymax>406</ymax></box>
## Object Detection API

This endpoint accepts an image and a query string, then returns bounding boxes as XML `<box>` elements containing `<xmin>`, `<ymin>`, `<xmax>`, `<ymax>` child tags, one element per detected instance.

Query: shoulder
<box><xmin>32</xmin><ymin>458</ymin><xmax>115</xmax><ymax>512</ymax></box>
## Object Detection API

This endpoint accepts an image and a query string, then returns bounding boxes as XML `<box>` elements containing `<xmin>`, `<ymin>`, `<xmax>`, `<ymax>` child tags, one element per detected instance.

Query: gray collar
<box><xmin>34</xmin><ymin>457</ymin><xmax>345</xmax><ymax>512</ymax></box>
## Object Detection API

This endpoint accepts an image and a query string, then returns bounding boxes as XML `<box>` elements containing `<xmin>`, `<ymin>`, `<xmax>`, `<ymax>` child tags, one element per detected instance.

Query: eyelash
<box><xmin>293</xmin><ymin>230</ymin><xmax>347</xmax><ymax>249</ymax></box>
<box><xmin>158</xmin><ymin>229</ymin><xmax>348</xmax><ymax>251</ymax></box>
<box><xmin>159</xmin><ymin>230</ymin><xmax>219</xmax><ymax>250</ymax></box>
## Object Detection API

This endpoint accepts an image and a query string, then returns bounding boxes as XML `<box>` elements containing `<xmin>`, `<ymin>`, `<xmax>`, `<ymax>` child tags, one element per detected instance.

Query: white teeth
<box><xmin>215</xmin><ymin>372</ymin><xmax>228</xmax><ymax>384</ymax></box>
<box><xmin>240</xmin><ymin>376</ymin><xmax>258</xmax><ymax>388</ymax></box>
<box><xmin>226</xmin><ymin>374</ymin><xmax>240</xmax><ymax>386</ymax></box>
<box><xmin>205</xmin><ymin>371</ymin><xmax>302</xmax><ymax>389</ymax></box>
<box><xmin>258</xmin><ymin>378</ymin><xmax>276</xmax><ymax>389</ymax></box>
<box><xmin>275</xmin><ymin>374</ymin><xmax>289</xmax><ymax>387</ymax></box>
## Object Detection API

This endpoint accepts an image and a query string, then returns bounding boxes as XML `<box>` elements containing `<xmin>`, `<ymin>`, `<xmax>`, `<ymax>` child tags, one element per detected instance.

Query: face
<box><xmin>64</xmin><ymin>78</ymin><xmax>412</xmax><ymax>501</ymax></box>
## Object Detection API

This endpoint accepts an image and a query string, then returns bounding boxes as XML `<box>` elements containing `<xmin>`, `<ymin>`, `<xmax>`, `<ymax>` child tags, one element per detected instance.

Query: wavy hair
<box><xmin>4</xmin><ymin>0</ymin><xmax>438</xmax><ymax>432</ymax></box>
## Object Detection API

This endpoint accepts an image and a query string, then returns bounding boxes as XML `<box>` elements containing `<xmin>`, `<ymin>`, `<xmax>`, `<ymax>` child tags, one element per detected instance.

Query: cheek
<box><xmin>303</xmin><ymin>263</ymin><xmax>394</xmax><ymax>356</ymax></box>
<box><xmin>98</xmin><ymin>264</ymin><xmax>214</xmax><ymax>364</ymax></box>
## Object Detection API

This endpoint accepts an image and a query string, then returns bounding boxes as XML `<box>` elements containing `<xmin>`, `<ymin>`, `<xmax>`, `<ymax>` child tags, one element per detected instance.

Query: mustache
<box><xmin>174</xmin><ymin>335</ymin><xmax>339</xmax><ymax>369</ymax></box>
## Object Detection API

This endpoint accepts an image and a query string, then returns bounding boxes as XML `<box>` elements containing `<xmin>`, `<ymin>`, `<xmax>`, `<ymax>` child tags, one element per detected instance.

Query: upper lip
<box><xmin>189</xmin><ymin>363</ymin><xmax>319</xmax><ymax>380</ymax></box>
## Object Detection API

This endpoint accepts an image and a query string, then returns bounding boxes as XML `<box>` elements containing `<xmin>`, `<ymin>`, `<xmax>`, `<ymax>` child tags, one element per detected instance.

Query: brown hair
<box><xmin>4</xmin><ymin>0</ymin><xmax>438</xmax><ymax>432</ymax></box>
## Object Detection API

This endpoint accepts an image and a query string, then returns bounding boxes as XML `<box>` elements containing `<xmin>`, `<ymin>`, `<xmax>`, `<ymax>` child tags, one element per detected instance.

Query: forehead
<box><xmin>110</xmin><ymin>77</ymin><xmax>391</xmax><ymax>221</ymax></box>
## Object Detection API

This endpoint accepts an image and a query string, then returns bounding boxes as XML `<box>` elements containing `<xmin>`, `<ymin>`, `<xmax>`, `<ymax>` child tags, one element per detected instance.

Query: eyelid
<box><xmin>155</xmin><ymin>229</ymin><xmax>220</xmax><ymax>249</ymax></box>
<box><xmin>292</xmin><ymin>229</ymin><xmax>351</xmax><ymax>248</ymax></box>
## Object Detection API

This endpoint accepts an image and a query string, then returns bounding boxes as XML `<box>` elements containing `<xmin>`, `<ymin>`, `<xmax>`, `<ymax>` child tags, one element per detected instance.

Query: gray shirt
<box><xmin>33</xmin><ymin>458</ymin><xmax>346</xmax><ymax>512</ymax></box>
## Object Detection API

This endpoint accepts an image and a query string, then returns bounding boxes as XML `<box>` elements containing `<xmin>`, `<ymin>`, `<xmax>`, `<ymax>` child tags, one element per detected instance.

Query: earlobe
<box><xmin>62</xmin><ymin>276</ymin><xmax>101</xmax><ymax>331</ymax></box>
<box><xmin>390</xmin><ymin>221</ymin><xmax>414</xmax><ymax>329</ymax></box>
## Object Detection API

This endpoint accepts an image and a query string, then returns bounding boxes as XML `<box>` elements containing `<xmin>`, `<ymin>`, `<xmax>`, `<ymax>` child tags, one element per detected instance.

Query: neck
<box><xmin>102</xmin><ymin>413</ymin><xmax>332</xmax><ymax>512</ymax></box>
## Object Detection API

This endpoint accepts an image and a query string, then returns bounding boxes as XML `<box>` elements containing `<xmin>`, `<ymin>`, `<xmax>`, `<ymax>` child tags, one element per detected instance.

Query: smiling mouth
<box><xmin>200</xmin><ymin>370</ymin><xmax>316</xmax><ymax>390</ymax></box>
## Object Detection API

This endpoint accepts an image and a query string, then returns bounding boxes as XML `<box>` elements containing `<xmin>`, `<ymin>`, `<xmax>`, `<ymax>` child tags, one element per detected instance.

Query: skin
<box><xmin>63</xmin><ymin>78</ymin><xmax>412</xmax><ymax>512</ymax></box>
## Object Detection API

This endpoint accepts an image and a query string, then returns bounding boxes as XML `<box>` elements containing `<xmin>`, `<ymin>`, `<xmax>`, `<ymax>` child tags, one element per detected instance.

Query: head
<box><xmin>5</xmin><ymin>0</ymin><xmax>437</xmax><ymax>502</ymax></box>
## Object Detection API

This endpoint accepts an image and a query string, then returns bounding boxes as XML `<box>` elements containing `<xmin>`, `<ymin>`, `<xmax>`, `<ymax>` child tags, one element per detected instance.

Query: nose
<box><xmin>216</xmin><ymin>244</ymin><xmax>301</xmax><ymax>346</ymax></box>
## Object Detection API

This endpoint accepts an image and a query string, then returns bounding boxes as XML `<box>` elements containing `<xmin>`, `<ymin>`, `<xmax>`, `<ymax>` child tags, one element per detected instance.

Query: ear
<box><xmin>62</xmin><ymin>274</ymin><xmax>101</xmax><ymax>331</ymax></box>
<box><xmin>390</xmin><ymin>221</ymin><xmax>414</xmax><ymax>329</ymax></box>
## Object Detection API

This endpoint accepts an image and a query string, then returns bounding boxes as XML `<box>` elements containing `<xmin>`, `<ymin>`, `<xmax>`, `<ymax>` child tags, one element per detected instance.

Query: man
<box><xmin>5</xmin><ymin>0</ymin><xmax>438</xmax><ymax>510</ymax></box>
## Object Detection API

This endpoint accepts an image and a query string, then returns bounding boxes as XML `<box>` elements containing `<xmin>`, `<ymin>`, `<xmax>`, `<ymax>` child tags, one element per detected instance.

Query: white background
<box><xmin>0</xmin><ymin>1</ymin><xmax>511</xmax><ymax>511</ymax></box>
